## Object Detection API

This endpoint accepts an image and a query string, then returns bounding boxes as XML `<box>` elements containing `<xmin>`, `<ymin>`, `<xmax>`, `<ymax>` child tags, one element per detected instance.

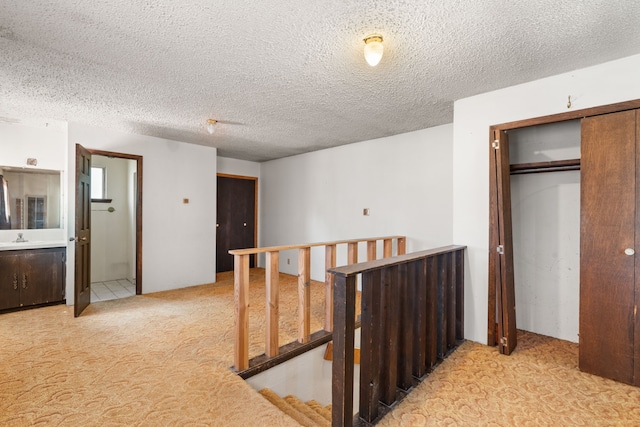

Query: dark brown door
<box><xmin>0</xmin><ymin>252</ymin><xmax>20</xmax><ymax>310</ymax></box>
<box><xmin>74</xmin><ymin>144</ymin><xmax>92</xmax><ymax>317</ymax></box>
<box><xmin>580</xmin><ymin>110</ymin><xmax>637</xmax><ymax>385</ymax></box>
<box><xmin>216</xmin><ymin>176</ymin><xmax>256</xmax><ymax>273</ymax></box>
<box><xmin>488</xmin><ymin>129</ymin><xmax>517</xmax><ymax>355</ymax></box>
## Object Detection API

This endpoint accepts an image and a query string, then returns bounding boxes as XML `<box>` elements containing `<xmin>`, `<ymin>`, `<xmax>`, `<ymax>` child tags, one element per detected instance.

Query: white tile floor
<box><xmin>91</xmin><ymin>279</ymin><xmax>136</xmax><ymax>302</ymax></box>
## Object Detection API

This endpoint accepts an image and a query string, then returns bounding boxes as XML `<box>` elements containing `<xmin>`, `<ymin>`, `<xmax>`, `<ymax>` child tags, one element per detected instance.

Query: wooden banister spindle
<box><xmin>234</xmin><ymin>254</ymin><xmax>250</xmax><ymax>370</ymax></box>
<box><xmin>348</xmin><ymin>242</ymin><xmax>358</xmax><ymax>264</ymax></box>
<box><xmin>411</xmin><ymin>259</ymin><xmax>428</xmax><ymax>378</ymax></box>
<box><xmin>298</xmin><ymin>247</ymin><xmax>311</xmax><ymax>343</ymax></box>
<box><xmin>383</xmin><ymin>238</ymin><xmax>392</xmax><ymax>258</ymax></box>
<box><xmin>397</xmin><ymin>262</ymin><xmax>413</xmax><ymax>390</ymax></box>
<box><xmin>426</xmin><ymin>256</ymin><xmax>438</xmax><ymax>368</ymax></box>
<box><xmin>397</xmin><ymin>237</ymin><xmax>406</xmax><ymax>255</ymax></box>
<box><xmin>367</xmin><ymin>240</ymin><xmax>377</xmax><ymax>261</ymax></box>
<box><xmin>445</xmin><ymin>253</ymin><xmax>456</xmax><ymax>351</ymax></box>
<box><xmin>324</xmin><ymin>245</ymin><xmax>336</xmax><ymax>332</ymax></box>
<box><xmin>380</xmin><ymin>265</ymin><xmax>399</xmax><ymax>405</ymax></box>
<box><xmin>266</xmin><ymin>251</ymin><xmax>280</xmax><ymax>357</ymax></box>
<box><xmin>359</xmin><ymin>270</ymin><xmax>381</xmax><ymax>422</ymax></box>
<box><xmin>332</xmin><ymin>273</ymin><xmax>356</xmax><ymax>427</ymax></box>
<box><xmin>455</xmin><ymin>249</ymin><xmax>465</xmax><ymax>341</ymax></box>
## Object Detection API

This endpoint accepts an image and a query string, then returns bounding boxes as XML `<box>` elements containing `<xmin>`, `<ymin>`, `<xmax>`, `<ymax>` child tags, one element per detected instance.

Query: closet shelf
<box><xmin>510</xmin><ymin>158</ymin><xmax>580</xmax><ymax>175</ymax></box>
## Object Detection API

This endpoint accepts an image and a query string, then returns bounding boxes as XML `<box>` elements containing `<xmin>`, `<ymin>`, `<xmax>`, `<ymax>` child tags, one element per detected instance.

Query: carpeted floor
<box><xmin>378</xmin><ymin>330</ymin><xmax>640</xmax><ymax>426</ymax></box>
<box><xmin>1</xmin><ymin>269</ymin><xmax>640</xmax><ymax>426</ymax></box>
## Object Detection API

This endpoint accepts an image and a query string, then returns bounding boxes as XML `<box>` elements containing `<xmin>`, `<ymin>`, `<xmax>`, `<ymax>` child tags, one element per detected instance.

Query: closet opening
<box><xmin>509</xmin><ymin>120</ymin><xmax>581</xmax><ymax>343</ymax></box>
<box><xmin>489</xmin><ymin>99</ymin><xmax>640</xmax><ymax>386</ymax></box>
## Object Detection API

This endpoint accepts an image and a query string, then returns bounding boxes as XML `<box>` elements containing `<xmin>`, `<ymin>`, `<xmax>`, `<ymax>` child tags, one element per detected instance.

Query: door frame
<box><xmin>216</xmin><ymin>173</ymin><xmax>258</xmax><ymax>275</ymax></box>
<box><xmin>487</xmin><ymin>98</ymin><xmax>640</xmax><ymax>349</ymax></box>
<box><xmin>88</xmin><ymin>149</ymin><xmax>143</xmax><ymax>295</ymax></box>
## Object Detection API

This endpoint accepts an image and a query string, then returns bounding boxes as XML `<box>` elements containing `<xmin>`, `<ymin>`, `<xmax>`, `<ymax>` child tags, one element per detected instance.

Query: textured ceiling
<box><xmin>1</xmin><ymin>1</ymin><xmax>640</xmax><ymax>162</ymax></box>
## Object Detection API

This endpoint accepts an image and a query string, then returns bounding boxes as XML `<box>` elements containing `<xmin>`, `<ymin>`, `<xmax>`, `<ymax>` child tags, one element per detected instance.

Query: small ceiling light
<box><xmin>206</xmin><ymin>119</ymin><xmax>217</xmax><ymax>134</ymax></box>
<box><xmin>363</xmin><ymin>34</ymin><xmax>384</xmax><ymax>67</ymax></box>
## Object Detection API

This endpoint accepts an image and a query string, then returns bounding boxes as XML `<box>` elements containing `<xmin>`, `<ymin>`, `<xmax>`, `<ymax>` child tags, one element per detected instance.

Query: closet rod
<box><xmin>510</xmin><ymin>158</ymin><xmax>580</xmax><ymax>175</ymax></box>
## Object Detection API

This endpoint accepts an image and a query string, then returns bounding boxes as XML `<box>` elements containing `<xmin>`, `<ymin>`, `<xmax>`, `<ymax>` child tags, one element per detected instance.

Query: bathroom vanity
<box><xmin>0</xmin><ymin>166</ymin><xmax>67</xmax><ymax>311</ymax></box>
<box><xmin>0</xmin><ymin>245</ymin><xmax>66</xmax><ymax>311</ymax></box>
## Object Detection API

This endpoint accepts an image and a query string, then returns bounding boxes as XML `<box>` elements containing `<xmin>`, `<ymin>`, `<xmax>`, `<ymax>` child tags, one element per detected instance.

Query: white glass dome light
<box><xmin>363</xmin><ymin>35</ymin><xmax>384</xmax><ymax>67</ymax></box>
<box><xmin>206</xmin><ymin>119</ymin><xmax>217</xmax><ymax>134</ymax></box>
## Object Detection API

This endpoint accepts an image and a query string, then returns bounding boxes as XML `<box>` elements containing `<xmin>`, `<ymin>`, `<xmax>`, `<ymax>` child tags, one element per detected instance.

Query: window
<box><xmin>91</xmin><ymin>167</ymin><xmax>111</xmax><ymax>202</ymax></box>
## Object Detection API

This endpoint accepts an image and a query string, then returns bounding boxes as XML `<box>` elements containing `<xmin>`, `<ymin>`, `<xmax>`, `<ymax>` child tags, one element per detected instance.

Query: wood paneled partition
<box><xmin>330</xmin><ymin>245</ymin><xmax>465</xmax><ymax>426</ymax></box>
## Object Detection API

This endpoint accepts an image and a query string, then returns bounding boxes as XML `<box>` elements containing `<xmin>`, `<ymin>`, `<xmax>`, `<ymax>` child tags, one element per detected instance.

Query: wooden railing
<box><xmin>229</xmin><ymin>236</ymin><xmax>406</xmax><ymax>372</ymax></box>
<box><xmin>329</xmin><ymin>245</ymin><xmax>466</xmax><ymax>426</ymax></box>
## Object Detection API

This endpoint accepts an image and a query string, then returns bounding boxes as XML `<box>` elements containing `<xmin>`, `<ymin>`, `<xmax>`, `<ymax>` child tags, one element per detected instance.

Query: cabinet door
<box><xmin>21</xmin><ymin>249</ymin><xmax>64</xmax><ymax>306</ymax></box>
<box><xmin>580</xmin><ymin>109</ymin><xmax>637</xmax><ymax>385</ymax></box>
<box><xmin>0</xmin><ymin>252</ymin><xmax>21</xmax><ymax>310</ymax></box>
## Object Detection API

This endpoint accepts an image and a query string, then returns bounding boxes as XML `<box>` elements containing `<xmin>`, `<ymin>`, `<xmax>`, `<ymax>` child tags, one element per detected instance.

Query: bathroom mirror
<box><xmin>0</xmin><ymin>167</ymin><xmax>62</xmax><ymax>230</ymax></box>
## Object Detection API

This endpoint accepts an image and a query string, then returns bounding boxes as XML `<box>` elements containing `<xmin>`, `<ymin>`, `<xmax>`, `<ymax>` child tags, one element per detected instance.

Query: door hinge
<box><xmin>492</xmin><ymin>139</ymin><xmax>500</xmax><ymax>150</ymax></box>
<box><xmin>635</xmin><ymin>305</ymin><xmax>637</xmax><ymax>319</ymax></box>
<box><xmin>500</xmin><ymin>337</ymin><xmax>508</xmax><ymax>347</ymax></box>
<box><xmin>496</xmin><ymin>245</ymin><xmax>504</xmax><ymax>255</ymax></box>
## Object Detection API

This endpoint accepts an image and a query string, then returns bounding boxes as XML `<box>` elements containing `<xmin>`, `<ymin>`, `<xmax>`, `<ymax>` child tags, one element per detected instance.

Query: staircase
<box><xmin>259</xmin><ymin>388</ymin><xmax>331</xmax><ymax>427</ymax></box>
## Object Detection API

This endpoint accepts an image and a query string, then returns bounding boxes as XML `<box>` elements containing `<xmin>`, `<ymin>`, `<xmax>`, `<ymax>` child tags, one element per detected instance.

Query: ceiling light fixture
<box><xmin>363</xmin><ymin>34</ymin><xmax>384</xmax><ymax>67</ymax></box>
<box><xmin>206</xmin><ymin>119</ymin><xmax>217</xmax><ymax>134</ymax></box>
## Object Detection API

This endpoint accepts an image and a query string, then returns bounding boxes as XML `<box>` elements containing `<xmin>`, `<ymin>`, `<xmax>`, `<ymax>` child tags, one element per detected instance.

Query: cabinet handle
<box><xmin>13</xmin><ymin>273</ymin><xmax>18</xmax><ymax>290</ymax></box>
<box><xmin>22</xmin><ymin>273</ymin><xmax>27</xmax><ymax>289</ymax></box>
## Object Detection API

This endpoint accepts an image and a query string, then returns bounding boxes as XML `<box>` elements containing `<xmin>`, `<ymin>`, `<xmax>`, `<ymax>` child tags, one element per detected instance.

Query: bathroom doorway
<box><xmin>88</xmin><ymin>150</ymin><xmax>142</xmax><ymax>301</ymax></box>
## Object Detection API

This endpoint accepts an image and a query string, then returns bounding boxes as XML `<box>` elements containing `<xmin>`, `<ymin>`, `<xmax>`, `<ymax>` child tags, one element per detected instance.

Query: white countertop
<box><xmin>0</xmin><ymin>240</ymin><xmax>67</xmax><ymax>251</ymax></box>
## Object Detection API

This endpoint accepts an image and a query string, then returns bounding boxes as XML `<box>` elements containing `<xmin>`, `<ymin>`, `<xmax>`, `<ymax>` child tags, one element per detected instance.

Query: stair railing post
<box><xmin>266</xmin><ymin>251</ymin><xmax>280</xmax><ymax>357</ymax></box>
<box><xmin>367</xmin><ymin>240</ymin><xmax>377</xmax><ymax>261</ymax></box>
<box><xmin>383</xmin><ymin>238</ymin><xmax>392</xmax><ymax>258</ymax></box>
<box><xmin>397</xmin><ymin>237</ymin><xmax>406</xmax><ymax>255</ymax></box>
<box><xmin>298</xmin><ymin>247</ymin><xmax>311</xmax><ymax>343</ymax></box>
<box><xmin>348</xmin><ymin>242</ymin><xmax>358</xmax><ymax>264</ymax></box>
<box><xmin>234</xmin><ymin>254</ymin><xmax>250</xmax><ymax>370</ymax></box>
<box><xmin>324</xmin><ymin>244</ymin><xmax>336</xmax><ymax>332</ymax></box>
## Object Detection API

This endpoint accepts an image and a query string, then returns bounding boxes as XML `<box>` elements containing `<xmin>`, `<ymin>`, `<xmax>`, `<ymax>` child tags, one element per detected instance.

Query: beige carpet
<box><xmin>0</xmin><ymin>269</ymin><xmax>321</xmax><ymax>427</ymax></box>
<box><xmin>2</xmin><ymin>269</ymin><xmax>640</xmax><ymax>426</ymax></box>
<box><xmin>378</xmin><ymin>330</ymin><xmax>640</xmax><ymax>426</ymax></box>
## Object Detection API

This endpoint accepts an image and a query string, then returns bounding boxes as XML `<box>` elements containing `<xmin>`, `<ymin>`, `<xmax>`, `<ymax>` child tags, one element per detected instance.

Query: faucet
<box><xmin>15</xmin><ymin>233</ymin><xmax>27</xmax><ymax>243</ymax></box>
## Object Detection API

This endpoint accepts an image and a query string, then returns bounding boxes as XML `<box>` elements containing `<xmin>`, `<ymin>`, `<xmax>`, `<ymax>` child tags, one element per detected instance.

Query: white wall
<box><xmin>90</xmin><ymin>156</ymin><xmax>135</xmax><ymax>283</ymax></box>
<box><xmin>453</xmin><ymin>54</ymin><xmax>640</xmax><ymax>344</ymax></box>
<box><xmin>509</xmin><ymin>121</ymin><xmax>580</xmax><ymax>342</ymax></box>
<box><xmin>261</xmin><ymin>125</ymin><xmax>454</xmax><ymax>280</ymax></box>
<box><xmin>217</xmin><ymin>157</ymin><xmax>261</xmax><ymax>178</ymax></box>
<box><xmin>0</xmin><ymin>121</ymin><xmax>67</xmax><ymax>243</ymax></box>
<box><xmin>67</xmin><ymin>123</ymin><xmax>218</xmax><ymax>300</ymax></box>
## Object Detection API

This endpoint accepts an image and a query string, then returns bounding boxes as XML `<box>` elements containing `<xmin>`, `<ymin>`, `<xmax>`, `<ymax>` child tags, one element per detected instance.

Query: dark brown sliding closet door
<box><xmin>489</xmin><ymin>130</ymin><xmax>517</xmax><ymax>355</ymax></box>
<box><xmin>580</xmin><ymin>109</ymin><xmax>637</xmax><ymax>385</ymax></box>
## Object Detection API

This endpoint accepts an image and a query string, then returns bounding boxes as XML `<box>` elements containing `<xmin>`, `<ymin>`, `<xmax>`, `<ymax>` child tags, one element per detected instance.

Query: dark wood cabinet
<box><xmin>0</xmin><ymin>247</ymin><xmax>65</xmax><ymax>311</ymax></box>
